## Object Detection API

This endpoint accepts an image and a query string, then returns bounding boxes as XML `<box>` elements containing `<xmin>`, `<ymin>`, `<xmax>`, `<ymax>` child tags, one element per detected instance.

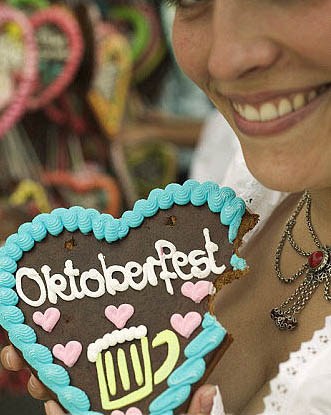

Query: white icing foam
<box><xmin>87</xmin><ymin>325</ymin><xmax>148</xmax><ymax>363</ymax></box>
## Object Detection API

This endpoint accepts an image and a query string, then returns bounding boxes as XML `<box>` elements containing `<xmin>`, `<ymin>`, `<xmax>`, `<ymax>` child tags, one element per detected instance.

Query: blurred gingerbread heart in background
<box><xmin>28</xmin><ymin>5</ymin><xmax>84</xmax><ymax>110</ymax></box>
<box><xmin>109</xmin><ymin>1</ymin><xmax>166</xmax><ymax>84</ymax></box>
<box><xmin>0</xmin><ymin>5</ymin><xmax>37</xmax><ymax>138</ymax></box>
<box><xmin>87</xmin><ymin>21</ymin><xmax>132</xmax><ymax>139</ymax></box>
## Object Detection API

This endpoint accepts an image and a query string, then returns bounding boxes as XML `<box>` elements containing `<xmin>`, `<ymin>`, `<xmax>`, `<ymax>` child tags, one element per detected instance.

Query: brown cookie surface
<box><xmin>1</xmin><ymin>183</ymin><xmax>258</xmax><ymax>415</ymax></box>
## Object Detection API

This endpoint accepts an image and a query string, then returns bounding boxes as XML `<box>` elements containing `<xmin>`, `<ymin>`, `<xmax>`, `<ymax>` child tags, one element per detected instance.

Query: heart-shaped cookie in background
<box><xmin>0</xmin><ymin>180</ymin><xmax>258</xmax><ymax>415</ymax></box>
<box><xmin>109</xmin><ymin>1</ymin><xmax>166</xmax><ymax>84</ymax></box>
<box><xmin>28</xmin><ymin>5</ymin><xmax>84</xmax><ymax>110</ymax></box>
<box><xmin>110</xmin><ymin>139</ymin><xmax>178</xmax><ymax>207</ymax></box>
<box><xmin>0</xmin><ymin>5</ymin><xmax>38</xmax><ymax>138</ymax></box>
<box><xmin>42</xmin><ymin>169</ymin><xmax>122</xmax><ymax>218</ymax></box>
<box><xmin>87</xmin><ymin>22</ymin><xmax>132</xmax><ymax>139</ymax></box>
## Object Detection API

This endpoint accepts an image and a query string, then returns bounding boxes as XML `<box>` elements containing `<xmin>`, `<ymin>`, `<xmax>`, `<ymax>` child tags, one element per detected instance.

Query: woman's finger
<box><xmin>44</xmin><ymin>400</ymin><xmax>67</xmax><ymax>415</ymax></box>
<box><xmin>188</xmin><ymin>384</ymin><xmax>217</xmax><ymax>415</ymax></box>
<box><xmin>0</xmin><ymin>345</ymin><xmax>26</xmax><ymax>371</ymax></box>
<box><xmin>27</xmin><ymin>374</ymin><xmax>54</xmax><ymax>401</ymax></box>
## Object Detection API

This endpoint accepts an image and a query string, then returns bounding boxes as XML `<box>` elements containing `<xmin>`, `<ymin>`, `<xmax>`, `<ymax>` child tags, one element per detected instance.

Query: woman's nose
<box><xmin>207</xmin><ymin>3</ymin><xmax>281</xmax><ymax>82</ymax></box>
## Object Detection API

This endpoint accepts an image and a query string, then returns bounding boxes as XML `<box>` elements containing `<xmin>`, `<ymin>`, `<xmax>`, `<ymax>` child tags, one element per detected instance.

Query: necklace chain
<box><xmin>271</xmin><ymin>191</ymin><xmax>331</xmax><ymax>330</ymax></box>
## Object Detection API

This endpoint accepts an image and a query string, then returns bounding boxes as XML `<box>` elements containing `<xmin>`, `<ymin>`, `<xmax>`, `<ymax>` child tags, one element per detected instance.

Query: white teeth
<box><xmin>278</xmin><ymin>99</ymin><xmax>293</xmax><ymax>117</ymax></box>
<box><xmin>233</xmin><ymin>102</ymin><xmax>240</xmax><ymax>111</ymax></box>
<box><xmin>308</xmin><ymin>90</ymin><xmax>317</xmax><ymax>102</ymax></box>
<box><xmin>243</xmin><ymin>105</ymin><xmax>260</xmax><ymax>121</ymax></box>
<box><xmin>293</xmin><ymin>93</ymin><xmax>305</xmax><ymax>110</ymax></box>
<box><xmin>236</xmin><ymin>104</ymin><xmax>245</xmax><ymax>118</ymax></box>
<box><xmin>260</xmin><ymin>103</ymin><xmax>278</xmax><ymax>122</ymax></box>
<box><xmin>232</xmin><ymin>86</ymin><xmax>325</xmax><ymax>123</ymax></box>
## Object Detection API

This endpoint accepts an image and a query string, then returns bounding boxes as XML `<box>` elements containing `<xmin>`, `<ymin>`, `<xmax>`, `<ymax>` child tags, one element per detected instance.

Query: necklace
<box><xmin>271</xmin><ymin>191</ymin><xmax>331</xmax><ymax>330</ymax></box>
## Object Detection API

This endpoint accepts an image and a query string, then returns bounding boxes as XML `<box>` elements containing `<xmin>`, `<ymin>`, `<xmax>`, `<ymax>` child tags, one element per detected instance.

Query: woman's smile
<box><xmin>228</xmin><ymin>83</ymin><xmax>331</xmax><ymax>136</ymax></box>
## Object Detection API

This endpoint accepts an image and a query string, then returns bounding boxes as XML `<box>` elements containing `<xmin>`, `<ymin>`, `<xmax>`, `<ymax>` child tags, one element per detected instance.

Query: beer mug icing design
<box><xmin>0</xmin><ymin>180</ymin><xmax>258</xmax><ymax>414</ymax></box>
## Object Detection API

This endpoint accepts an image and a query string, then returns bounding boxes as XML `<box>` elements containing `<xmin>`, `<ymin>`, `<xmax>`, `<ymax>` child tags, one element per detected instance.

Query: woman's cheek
<box><xmin>172</xmin><ymin>19</ymin><xmax>209</xmax><ymax>89</ymax></box>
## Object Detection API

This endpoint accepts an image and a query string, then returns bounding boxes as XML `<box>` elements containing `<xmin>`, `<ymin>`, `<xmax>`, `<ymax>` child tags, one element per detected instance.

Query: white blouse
<box><xmin>190</xmin><ymin>109</ymin><xmax>331</xmax><ymax>415</ymax></box>
<box><xmin>262</xmin><ymin>316</ymin><xmax>331</xmax><ymax>415</ymax></box>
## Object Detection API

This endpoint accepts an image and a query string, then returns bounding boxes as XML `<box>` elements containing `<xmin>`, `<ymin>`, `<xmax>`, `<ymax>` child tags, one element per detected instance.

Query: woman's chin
<box><xmin>244</xmin><ymin>163</ymin><xmax>307</xmax><ymax>194</ymax></box>
<box><xmin>247</xmin><ymin>166</ymin><xmax>331</xmax><ymax>194</ymax></box>
<box><xmin>242</xmin><ymin>145</ymin><xmax>331</xmax><ymax>193</ymax></box>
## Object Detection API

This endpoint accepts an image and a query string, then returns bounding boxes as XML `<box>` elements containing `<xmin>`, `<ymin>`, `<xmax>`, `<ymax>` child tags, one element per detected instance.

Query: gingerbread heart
<box><xmin>87</xmin><ymin>23</ymin><xmax>132</xmax><ymax>139</ymax></box>
<box><xmin>110</xmin><ymin>2</ymin><xmax>166</xmax><ymax>83</ymax></box>
<box><xmin>28</xmin><ymin>6</ymin><xmax>84</xmax><ymax>110</ymax></box>
<box><xmin>0</xmin><ymin>180</ymin><xmax>258</xmax><ymax>414</ymax></box>
<box><xmin>0</xmin><ymin>6</ymin><xmax>38</xmax><ymax>138</ymax></box>
<box><xmin>42</xmin><ymin>169</ymin><xmax>121</xmax><ymax>218</ymax></box>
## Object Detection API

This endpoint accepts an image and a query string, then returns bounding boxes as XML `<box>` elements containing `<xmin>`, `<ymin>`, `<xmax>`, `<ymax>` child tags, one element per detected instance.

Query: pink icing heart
<box><xmin>52</xmin><ymin>341</ymin><xmax>82</xmax><ymax>368</ymax></box>
<box><xmin>111</xmin><ymin>408</ymin><xmax>142</xmax><ymax>415</ymax></box>
<box><xmin>33</xmin><ymin>307</ymin><xmax>61</xmax><ymax>333</ymax></box>
<box><xmin>105</xmin><ymin>304</ymin><xmax>134</xmax><ymax>329</ymax></box>
<box><xmin>181</xmin><ymin>281</ymin><xmax>214</xmax><ymax>303</ymax></box>
<box><xmin>126</xmin><ymin>408</ymin><xmax>142</xmax><ymax>415</ymax></box>
<box><xmin>170</xmin><ymin>312</ymin><xmax>202</xmax><ymax>339</ymax></box>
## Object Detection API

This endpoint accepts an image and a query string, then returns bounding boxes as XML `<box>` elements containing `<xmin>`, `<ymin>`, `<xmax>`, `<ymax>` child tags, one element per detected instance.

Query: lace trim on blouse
<box><xmin>262</xmin><ymin>316</ymin><xmax>331</xmax><ymax>414</ymax></box>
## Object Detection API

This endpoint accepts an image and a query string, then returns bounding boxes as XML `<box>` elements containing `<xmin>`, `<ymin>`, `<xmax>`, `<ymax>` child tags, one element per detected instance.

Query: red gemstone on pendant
<box><xmin>308</xmin><ymin>251</ymin><xmax>324</xmax><ymax>268</ymax></box>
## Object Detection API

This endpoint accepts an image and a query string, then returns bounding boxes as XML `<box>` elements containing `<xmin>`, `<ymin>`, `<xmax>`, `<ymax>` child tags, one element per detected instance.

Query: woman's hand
<box><xmin>185</xmin><ymin>384</ymin><xmax>220</xmax><ymax>414</ymax></box>
<box><xmin>0</xmin><ymin>344</ymin><xmax>53</xmax><ymax>401</ymax></box>
<box><xmin>0</xmin><ymin>344</ymin><xmax>62</xmax><ymax>414</ymax></box>
<box><xmin>1</xmin><ymin>345</ymin><xmax>219</xmax><ymax>415</ymax></box>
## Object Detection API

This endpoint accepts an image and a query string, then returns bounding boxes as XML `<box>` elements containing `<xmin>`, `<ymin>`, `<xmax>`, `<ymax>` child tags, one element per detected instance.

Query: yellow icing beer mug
<box><xmin>96</xmin><ymin>329</ymin><xmax>180</xmax><ymax>410</ymax></box>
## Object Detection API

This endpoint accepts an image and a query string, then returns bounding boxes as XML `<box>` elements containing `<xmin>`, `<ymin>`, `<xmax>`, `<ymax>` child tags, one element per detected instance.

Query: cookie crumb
<box><xmin>166</xmin><ymin>215</ymin><xmax>177</xmax><ymax>226</ymax></box>
<box><xmin>64</xmin><ymin>237</ymin><xmax>76</xmax><ymax>250</ymax></box>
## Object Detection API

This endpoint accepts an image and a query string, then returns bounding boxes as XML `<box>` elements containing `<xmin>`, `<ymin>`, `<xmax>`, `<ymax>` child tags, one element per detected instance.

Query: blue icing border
<box><xmin>230</xmin><ymin>254</ymin><xmax>247</xmax><ymax>271</ymax></box>
<box><xmin>0</xmin><ymin>180</ymin><xmax>245</xmax><ymax>415</ymax></box>
<box><xmin>149</xmin><ymin>313</ymin><xmax>227</xmax><ymax>415</ymax></box>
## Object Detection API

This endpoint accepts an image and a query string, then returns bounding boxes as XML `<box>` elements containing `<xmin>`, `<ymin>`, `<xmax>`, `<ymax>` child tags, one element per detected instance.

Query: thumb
<box><xmin>44</xmin><ymin>401</ymin><xmax>67</xmax><ymax>415</ymax></box>
<box><xmin>188</xmin><ymin>384</ymin><xmax>218</xmax><ymax>415</ymax></box>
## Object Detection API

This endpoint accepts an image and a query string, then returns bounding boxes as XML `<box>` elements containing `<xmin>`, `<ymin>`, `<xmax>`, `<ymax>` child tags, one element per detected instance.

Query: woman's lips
<box><xmin>230</xmin><ymin>84</ymin><xmax>330</xmax><ymax>137</ymax></box>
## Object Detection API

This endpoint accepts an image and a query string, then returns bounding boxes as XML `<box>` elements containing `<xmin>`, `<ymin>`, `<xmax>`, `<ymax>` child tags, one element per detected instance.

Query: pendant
<box><xmin>270</xmin><ymin>308</ymin><xmax>298</xmax><ymax>330</ymax></box>
<box><xmin>271</xmin><ymin>248</ymin><xmax>331</xmax><ymax>331</ymax></box>
<box><xmin>308</xmin><ymin>249</ymin><xmax>330</xmax><ymax>279</ymax></box>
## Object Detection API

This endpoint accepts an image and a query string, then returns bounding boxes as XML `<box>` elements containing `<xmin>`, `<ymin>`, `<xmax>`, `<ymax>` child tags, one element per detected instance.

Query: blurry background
<box><xmin>0</xmin><ymin>0</ymin><xmax>214</xmax><ymax>413</ymax></box>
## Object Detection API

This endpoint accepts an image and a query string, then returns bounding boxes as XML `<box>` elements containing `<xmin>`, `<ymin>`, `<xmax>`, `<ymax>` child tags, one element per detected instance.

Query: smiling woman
<box><xmin>168</xmin><ymin>0</ymin><xmax>331</xmax><ymax>414</ymax></box>
<box><xmin>1</xmin><ymin>1</ymin><xmax>331</xmax><ymax>415</ymax></box>
<box><xmin>172</xmin><ymin>0</ymin><xmax>331</xmax><ymax>191</ymax></box>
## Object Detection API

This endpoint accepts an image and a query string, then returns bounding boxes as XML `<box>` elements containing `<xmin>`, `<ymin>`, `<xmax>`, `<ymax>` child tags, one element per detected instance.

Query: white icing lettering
<box><xmin>41</xmin><ymin>265</ymin><xmax>74</xmax><ymax>304</ymax></box>
<box><xmin>15</xmin><ymin>228</ymin><xmax>226</xmax><ymax>307</ymax></box>
<box><xmin>80</xmin><ymin>269</ymin><xmax>106</xmax><ymax>298</ymax></box>
<box><xmin>188</xmin><ymin>250</ymin><xmax>211</xmax><ymax>279</ymax></box>
<box><xmin>204</xmin><ymin>228</ymin><xmax>227</xmax><ymax>274</ymax></box>
<box><xmin>155</xmin><ymin>240</ymin><xmax>178</xmax><ymax>295</ymax></box>
<box><xmin>16</xmin><ymin>267</ymin><xmax>47</xmax><ymax>307</ymax></box>
<box><xmin>63</xmin><ymin>260</ymin><xmax>84</xmax><ymax>300</ymax></box>
<box><xmin>125</xmin><ymin>262</ymin><xmax>146</xmax><ymax>290</ymax></box>
<box><xmin>144</xmin><ymin>257</ymin><xmax>159</xmax><ymax>286</ymax></box>
<box><xmin>172</xmin><ymin>251</ymin><xmax>191</xmax><ymax>280</ymax></box>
